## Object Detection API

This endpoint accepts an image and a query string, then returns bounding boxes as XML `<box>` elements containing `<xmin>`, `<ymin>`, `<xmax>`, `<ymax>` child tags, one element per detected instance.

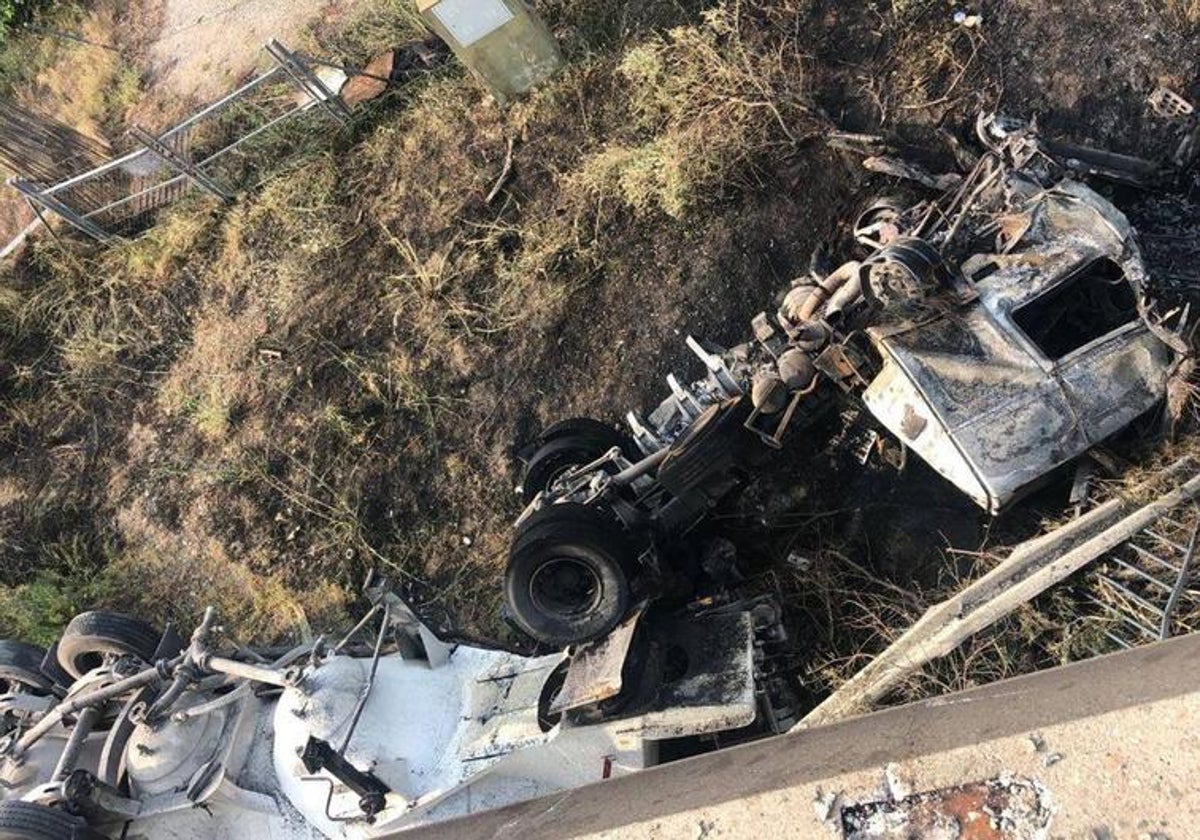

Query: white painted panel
<box><xmin>431</xmin><ymin>0</ymin><xmax>515</xmax><ymax>47</ymax></box>
<box><xmin>863</xmin><ymin>358</ymin><xmax>990</xmax><ymax>511</ymax></box>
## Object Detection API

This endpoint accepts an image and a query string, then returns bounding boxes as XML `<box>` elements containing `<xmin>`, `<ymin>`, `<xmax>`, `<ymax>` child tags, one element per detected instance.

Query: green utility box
<box><xmin>417</xmin><ymin>0</ymin><xmax>563</xmax><ymax>102</ymax></box>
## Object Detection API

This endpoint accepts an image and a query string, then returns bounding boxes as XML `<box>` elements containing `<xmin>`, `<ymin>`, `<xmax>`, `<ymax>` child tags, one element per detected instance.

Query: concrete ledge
<box><xmin>404</xmin><ymin>632</ymin><xmax>1200</xmax><ymax>839</ymax></box>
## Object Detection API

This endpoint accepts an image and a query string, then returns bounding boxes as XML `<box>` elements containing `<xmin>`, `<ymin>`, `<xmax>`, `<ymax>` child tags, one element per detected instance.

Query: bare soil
<box><xmin>144</xmin><ymin>0</ymin><xmax>352</xmax><ymax>105</ymax></box>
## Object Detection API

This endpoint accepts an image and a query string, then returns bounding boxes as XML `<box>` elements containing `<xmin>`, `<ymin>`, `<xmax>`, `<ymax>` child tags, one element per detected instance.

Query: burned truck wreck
<box><xmin>508</xmin><ymin>114</ymin><xmax>1188</xmax><ymax>648</ymax></box>
<box><xmin>0</xmin><ymin>115</ymin><xmax>1190</xmax><ymax>840</ymax></box>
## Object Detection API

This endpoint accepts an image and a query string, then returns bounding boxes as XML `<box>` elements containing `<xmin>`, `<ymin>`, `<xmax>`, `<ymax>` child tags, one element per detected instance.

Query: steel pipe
<box><xmin>200</xmin><ymin>655</ymin><xmax>298</xmax><ymax>688</ymax></box>
<box><xmin>11</xmin><ymin>661</ymin><xmax>176</xmax><ymax>758</ymax></box>
<box><xmin>144</xmin><ymin>665</ymin><xmax>195</xmax><ymax>723</ymax></box>
<box><xmin>50</xmin><ymin>706</ymin><xmax>101</xmax><ymax>781</ymax></box>
<box><xmin>796</xmin><ymin>260</ymin><xmax>860</xmax><ymax>322</ymax></box>
<box><xmin>174</xmin><ymin>644</ymin><xmax>313</xmax><ymax>722</ymax></box>
<box><xmin>610</xmin><ymin>448</ymin><xmax>671</xmax><ymax>487</ymax></box>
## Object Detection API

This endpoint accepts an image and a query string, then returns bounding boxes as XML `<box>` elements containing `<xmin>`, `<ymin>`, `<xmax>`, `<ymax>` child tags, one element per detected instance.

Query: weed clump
<box><xmin>1166</xmin><ymin>0</ymin><xmax>1200</xmax><ymax>29</ymax></box>
<box><xmin>573</xmin><ymin>0</ymin><xmax>821</xmax><ymax>218</ymax></box>
<box><xmin>306</xmin><ymin>0</ymin><xmax>430</xmax><ymax>65</ymax></box>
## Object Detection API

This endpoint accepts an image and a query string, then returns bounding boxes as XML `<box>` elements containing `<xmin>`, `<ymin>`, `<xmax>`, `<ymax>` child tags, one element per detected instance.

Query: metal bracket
<box><xmin>8</xmin><ymin>177</ymin><xmax>113</xmax><ymax>242</ymax></box>
<box><xmin>813</xmin><ymin>344</ymin><xmax>867</xmax><ymax>391</ymax></box>
<box><xmin>266</xmin><ymin>39</ymin><xmax>353</xmax><ymax>124</ymax></box>
<box><xmin>300</xmin><ymin>736</ymin><xmax>391</xmax><ymax>821</ymax></box>
<box><xmin>685</xmin><ymin>336</ymin><xmax>742</xmax><ymax>397</ymax></box>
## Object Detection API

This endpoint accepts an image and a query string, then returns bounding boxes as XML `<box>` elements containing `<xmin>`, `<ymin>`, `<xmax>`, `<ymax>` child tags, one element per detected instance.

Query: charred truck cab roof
<box><xmin>863</xmin><ymin>180</ymin><xmax>1174</xmax><ymax>513</ymax></box>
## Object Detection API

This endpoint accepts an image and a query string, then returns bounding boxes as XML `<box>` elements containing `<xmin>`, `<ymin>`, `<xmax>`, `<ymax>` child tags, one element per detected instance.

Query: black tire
<box><xmin>522</xmin><ymin>418</ymin><xmax>639</xmax><ymax>503</ymax></box>
<box><xmin>0</xmin><ymin>640</ymin><xmax>53</xmax><ymax>694</ymax></box>
<box><xmin>41</xmin><ymin>642</ymin><xmax>78</xmax><ymax>690</ymax></box>
<box><xmin>56</xmin><ymin>611</ymin><xmax>162</xmax><ymax>680</ymax></box>
<box><xmin>506</xmin><ymin>504</ymin><xmax>638</xmax><ymax>648</ymax></box>
<box><xmin>0</xmin><ymin>801</ymin><xmax>93</xmax><ymax>840</ymax></box>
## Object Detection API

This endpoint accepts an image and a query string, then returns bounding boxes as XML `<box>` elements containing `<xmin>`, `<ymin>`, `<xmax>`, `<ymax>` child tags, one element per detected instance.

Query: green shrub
<box><xmin>0</xmin><ymin>536</ymin><xmax>118</xmax><ymax>646</ymax></box>
<box><xmin>1</xmin><ymin>0</ymin><xmax>61</xmax><ymax>31</ymax></box>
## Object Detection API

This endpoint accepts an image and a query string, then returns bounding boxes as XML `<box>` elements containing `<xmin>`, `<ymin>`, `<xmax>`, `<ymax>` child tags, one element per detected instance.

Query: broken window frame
<box><xmin>1009</xmin><ymin>256</ymin><xmax>1146</xmax><ymax>368</ymax></box>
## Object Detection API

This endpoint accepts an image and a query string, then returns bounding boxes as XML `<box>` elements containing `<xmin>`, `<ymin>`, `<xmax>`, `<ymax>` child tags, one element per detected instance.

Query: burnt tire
<box><xmin>522</xmin><ymin>418</ymin><xmax>639</xmax><ymax>503</ymax></box>
<box><xmin>506</xmin><ymin>504</ymin><xmax>638</xmax><ymax>648</ymax></box>
<box><xmin>0</xmin><ymin>640</ymin><xmax>53</xmax><ymax>695</ymax></box>
<box><xmin>853</xmin><ymin>196</ymin><xmax>905</xmax><ymax>247</ymax></box>
<box><xmin>56</xmin><ymin>611</ymin><xmax>162</xmax><ymax>680</ymax></box>
<box><xmin>0</xmin><ymin>801</ymin><xmax>95</xmax><ymax>840</ymax></box>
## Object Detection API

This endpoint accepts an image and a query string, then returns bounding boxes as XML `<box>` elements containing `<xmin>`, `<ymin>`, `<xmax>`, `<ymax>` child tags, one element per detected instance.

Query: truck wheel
<box><xmin>522</xmin><ymin>418</ymin><xmax>639</xmax><ymax>503</ymax></box>
<box><xmin>0</xmin><ymin>801</ymin><xmax>94</xmax><ymax>840</ymax></box>
<box><xmin>506</xmin><ymin>504</ymin><xmax>637</xmax><ymax>648</ymax></box>
<box><xmin>56</xmin><ymin>611</ymin><xmax>162</xmax><ymax>680</ymax></box>
<box><xmin>0</xmin><ymin>641</ymin><xmax>53</xmax><ymax>694</ymax></box>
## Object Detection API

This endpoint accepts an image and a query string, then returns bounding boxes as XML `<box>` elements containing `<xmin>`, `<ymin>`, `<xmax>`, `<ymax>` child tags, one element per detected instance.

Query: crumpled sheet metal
<box><xmin>862</xmin><ymin>181</ymin><xmax>1174</xmax><ymax>513</ymax></box>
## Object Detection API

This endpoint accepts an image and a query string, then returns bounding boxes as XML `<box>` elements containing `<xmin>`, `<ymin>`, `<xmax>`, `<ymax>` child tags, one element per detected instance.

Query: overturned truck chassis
<box><xmin>508</xmin><ymin>113</ymin><xmax>1188</xmax><ymax>648</ymax></box>
<box><xmin>0</xmin><ymin>579</ymin><xmax>791</xmax><ymax>839</ymax></box>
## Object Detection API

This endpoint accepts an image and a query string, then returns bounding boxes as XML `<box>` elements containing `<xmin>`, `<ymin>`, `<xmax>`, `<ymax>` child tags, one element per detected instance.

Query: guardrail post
<box><xmin>265</xmin><ymin>39</ymin><xmax>353</xmax><ymax>124</ymax></box>
<box><xmin>8</xmin><ymin>177</ymin><xmax>113</xmax><ymax>243</ymax></box>
<box><xmin>129</xmin><ymin>125</ymin><xmax>235</xmax><ymax>203</ymax></box>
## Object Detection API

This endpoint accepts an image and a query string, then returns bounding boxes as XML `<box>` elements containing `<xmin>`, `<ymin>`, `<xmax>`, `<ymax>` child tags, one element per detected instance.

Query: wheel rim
<box><xmin>545</xmin><ymin>461</ymin><xmax>582</xmax><ymax>493</ymax></box>
<box><xmin>75</xmin><ymin>652</ymin><xmax>105</xmax><ymax>675</ymax></box>
<box><xmin>529</xmin><ymin>557</ymin><xmax>603</xmax><ymax>620</ymax></box>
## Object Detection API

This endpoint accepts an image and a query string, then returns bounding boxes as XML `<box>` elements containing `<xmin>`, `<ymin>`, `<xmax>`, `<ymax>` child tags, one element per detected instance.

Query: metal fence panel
<box><xmin>7</xmin><ymin>40</ymin><xmax>349</xmax><ymax>242</ymax></box>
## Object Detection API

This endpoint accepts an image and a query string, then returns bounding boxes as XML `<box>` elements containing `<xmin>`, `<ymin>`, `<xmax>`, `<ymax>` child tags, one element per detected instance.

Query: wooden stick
<box><xmin>486</xmin><ymin>137</ymin><xmax>516</xmax><ymax>205</ymax></box>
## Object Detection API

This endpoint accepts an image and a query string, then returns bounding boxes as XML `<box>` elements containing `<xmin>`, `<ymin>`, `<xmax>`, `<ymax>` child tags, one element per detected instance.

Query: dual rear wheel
<box><xmin>506</xmin><ymin>502</ymin><xmax>641</xmax><ymax>649</ymax></box>
<box><xmin>511</xmin><ymin>419</ymin><xmax>647</xmax><ymax>648</ymax></box>
<box><xmin>0</xmin><ymin>801</ymin><xmax>100</xmax><ymax>840</ymax></box>
<box><xmin>55</xmin><ymin>611</ymin><xmax>162</xmax><ymax>681</ymax></box>
<box><xmin>0</xmin><ymin>641</ymin><xmax>55</xmax><ymax>696</ymax></box>
<box><xmin>0</xmin><ymin>613</ymin><xmax>165</xmax><ymax>838</ymax></box>
<box><xmin>520</xmin><ymin>417</ymin><xmax>641</xmax><ymax>503</ymax></box>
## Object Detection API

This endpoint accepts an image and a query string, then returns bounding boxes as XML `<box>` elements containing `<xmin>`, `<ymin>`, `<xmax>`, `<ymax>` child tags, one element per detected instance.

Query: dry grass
<box><xmin>0</xmin><ymin>4</ymin><xmax>87</xmax><ymax>98</ymax></box>
<box><xmin>800</xmin><ymin>548</ymin><xmax>1111</xmax><ymax>705</ymax></box>
<box><xmin>304</xmin><ymin>0</ymin><xmax>428</xmax><ymax>64</ymax></box>
<box><xmin>0</xmin><ymin>0</ymin><xmax>861</xmax><ymax>646</ymax></box>
<box><xmin>798</xmin><ymin>428</ymin><xmax>1200</xmax><ymax>708</ymax></box>
<box><xmin>1166</xmin><ymin>0</ymin><xmax>1200</xmax><ymax>28</ymax></box>
<box><xmin>573</xmin><ymin>0</ymin><xmax>821</xmax><ymax>217</ymax></box>
<box><xmin>14</xmin><ymin>1</ymin><xmax>144</xmax><ymax>144</ymax></box>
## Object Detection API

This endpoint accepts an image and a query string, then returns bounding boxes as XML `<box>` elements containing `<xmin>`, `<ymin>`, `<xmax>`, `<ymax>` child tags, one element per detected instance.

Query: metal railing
<box><xmin>7</xmin><ymin>40</ymin><xmax>351</xmax><ymax>242</ymax></box>
<box><xmin>1083</xmin><ymin>502</ymin><xmax>1200</xmax><ymax>649</ymax></box>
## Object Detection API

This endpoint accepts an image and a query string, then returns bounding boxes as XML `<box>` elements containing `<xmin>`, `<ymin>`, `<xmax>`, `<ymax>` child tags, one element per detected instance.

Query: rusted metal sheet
<box><xmin>339</xmin><ymin>52</ymin><xmax>393</xmax><ymax>106</ymax></box>
<box><xmin>549</xmin><ymin>609</ymin><xmax>642</xmax><ymax>714</ymax></box>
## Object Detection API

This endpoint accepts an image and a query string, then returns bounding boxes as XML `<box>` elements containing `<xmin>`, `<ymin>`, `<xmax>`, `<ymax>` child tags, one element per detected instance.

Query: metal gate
<box><xmin>7</xmin><ymin>40</ymin><xmax>352</xmax><ymax>243</ymax></box>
